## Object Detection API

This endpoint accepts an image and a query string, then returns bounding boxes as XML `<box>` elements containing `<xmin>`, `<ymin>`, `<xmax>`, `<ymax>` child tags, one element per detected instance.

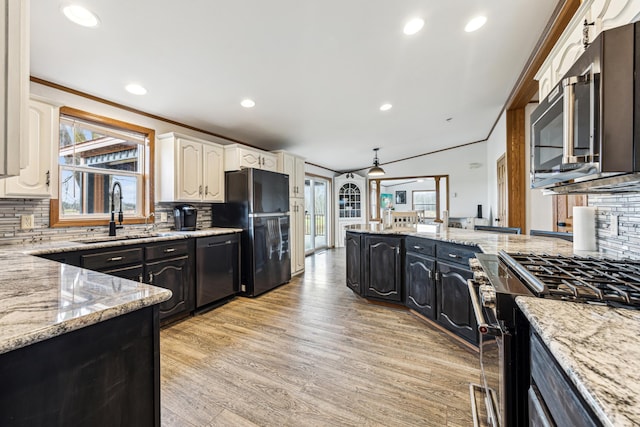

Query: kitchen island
<box><xmin>345</xmin><ymin>224</ymin><xmax>636</xmax><ymax>425</ymax></box>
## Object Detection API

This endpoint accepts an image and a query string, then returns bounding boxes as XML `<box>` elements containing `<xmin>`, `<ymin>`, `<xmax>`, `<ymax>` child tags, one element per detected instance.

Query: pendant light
<box><xmin>368</xmin><ymin>148</ymin><xmax>385</xmax><ymax>176</ymax></box>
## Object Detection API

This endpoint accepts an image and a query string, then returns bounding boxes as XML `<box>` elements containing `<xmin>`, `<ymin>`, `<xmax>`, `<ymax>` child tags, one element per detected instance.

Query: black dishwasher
<box><xmin>196</xmin><ymin>233</ymin><xmax>240</xmax><ymax>308</ymax></box>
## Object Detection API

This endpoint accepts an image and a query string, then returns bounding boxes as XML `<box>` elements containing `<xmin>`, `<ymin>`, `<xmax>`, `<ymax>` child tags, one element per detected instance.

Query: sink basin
<box><xmin>73</xmin><ymin>232</ymin><xmax>173</xmax><ymax>244</ymax></box>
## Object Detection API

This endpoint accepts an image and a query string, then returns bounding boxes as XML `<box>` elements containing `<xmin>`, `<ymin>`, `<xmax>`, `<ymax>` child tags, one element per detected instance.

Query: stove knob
<box><xmin>479</xmin><ymin>285</ymin><xmax>496</xmax><ymax>307</ymax></box>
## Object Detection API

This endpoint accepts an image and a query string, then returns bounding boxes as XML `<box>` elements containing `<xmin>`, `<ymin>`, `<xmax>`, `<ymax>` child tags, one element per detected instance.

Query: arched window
<box><xmin>338</xmin><ymin>183</ymin><xmax>361</xmax><ymax>218</ymax></box>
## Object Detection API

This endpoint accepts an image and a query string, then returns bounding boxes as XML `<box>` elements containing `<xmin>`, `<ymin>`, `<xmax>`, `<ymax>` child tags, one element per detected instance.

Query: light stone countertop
<box><xmin>517</xmin><ymin>297</ymin><xmax>640</xmax><ymax>427</ymax></box>
<box><xmin>345</xmin><ymin>223</ymin><xmax>599</xmax><ymax>257</ymax></box>
<box><xmin>0</xmin><ymin>227</ymin><xmax>241</xmax><ymax>355</ymax></box>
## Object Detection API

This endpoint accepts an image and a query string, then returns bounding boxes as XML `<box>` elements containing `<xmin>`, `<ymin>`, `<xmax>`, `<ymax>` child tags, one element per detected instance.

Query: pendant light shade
<box><xmin>368</xmin><ymin>148</ymin><xmax>385</xmax><ymax>176</ymax></box>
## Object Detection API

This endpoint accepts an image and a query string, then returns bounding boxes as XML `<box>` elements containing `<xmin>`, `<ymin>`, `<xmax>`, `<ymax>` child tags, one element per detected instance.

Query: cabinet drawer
<box><xmin>81</xmin><ymin>248</ymin><xmax>144</xmax><ymax>270</ymax></box>
<box><xmin>436</xmin><ymin>242</ymin><xmax>479</xmax><ymax>267</ymax></box>
<box><xmin>145</xmin><ymin>240</ymin><xmax>189</xmax><ymax>261</ymax></box>
<box><xmin>530</xmin><ymin>332</ymin><xmax>599</xmax><ymax>427</ymax></box>
<box><xmin>405</xmin><ymin>237</ymin><xmax>436</xmax><ymax>257</ymax></box>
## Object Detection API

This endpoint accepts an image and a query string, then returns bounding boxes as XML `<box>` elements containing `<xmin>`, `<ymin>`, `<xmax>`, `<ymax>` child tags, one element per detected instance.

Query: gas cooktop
<box><xmin>498</xmin><ymin>251</ymin><xmax>640</xmax><ymax>308</ymax></box>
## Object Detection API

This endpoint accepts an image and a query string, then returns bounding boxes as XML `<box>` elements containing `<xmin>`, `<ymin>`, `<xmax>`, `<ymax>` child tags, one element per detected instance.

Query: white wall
<box><xmin>485</xmin><ymin>112</ymin><xmax>506</xmax><ymax>224</ymax></box>
<box><xmin>354</xmin><ymin>142</ymin><xmax>488</xmax><ymax>218</ymax></box>
<box><xmin>525</xmin><ymin>102</ymin><xmax>554</xmax><ymax>232</ymax></box>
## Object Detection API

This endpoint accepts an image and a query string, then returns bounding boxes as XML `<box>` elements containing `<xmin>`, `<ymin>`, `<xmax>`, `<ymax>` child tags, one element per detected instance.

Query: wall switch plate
<box><xmin>160</xmin><ymin>212</ymin><xmax>168</xmax><ymax>223</ymax></box>
<box><xmin>611</xmin><ymin>214</ymin><xmax>619</xmax><ymax>236</ymax></box>
<box><xmin>20</xmin><ymin>214</ymin><xmax>34</xmax><ymax>230</ymax></box>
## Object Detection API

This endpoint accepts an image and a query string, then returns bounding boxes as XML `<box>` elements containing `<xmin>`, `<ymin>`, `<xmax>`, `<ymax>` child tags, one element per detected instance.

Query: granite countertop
<box><xmin>517</xmin><ymin>297</ymin><xmax>640</xmax><ymax>427</ymax></box>
<box><xmin>0</xmin><ymin>227</ymin><xmax>241</xmax><ymax>355</ymax></box>
<box><xmin>24</xmin><ymin>227</ymin><xmax>243</xmax><ymax>255</ymax></box>
<box><xmin>345</xmin><ymin>223</ymin><xmax>589</xmax><ymax>256</ymax></box>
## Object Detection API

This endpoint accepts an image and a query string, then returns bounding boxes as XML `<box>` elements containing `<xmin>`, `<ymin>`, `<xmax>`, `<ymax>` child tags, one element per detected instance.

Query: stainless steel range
<box><xmin>469</xmin><ymin>251</ymin><xmax>640</xmax><ymax>427</ymax></box>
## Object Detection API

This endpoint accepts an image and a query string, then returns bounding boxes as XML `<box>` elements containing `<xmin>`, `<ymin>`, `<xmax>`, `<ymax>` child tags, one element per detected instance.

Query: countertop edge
<box><xmin>0</xmin><ymin>289</ymin><xmax>171</xmax><ymax>355</ymax></box>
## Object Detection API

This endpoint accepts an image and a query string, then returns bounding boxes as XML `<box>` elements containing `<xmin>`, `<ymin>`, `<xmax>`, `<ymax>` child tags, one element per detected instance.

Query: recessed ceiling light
<box><xmin>62</xmin><ymin>4</ymin><xmax>100</xmax><ymax>28</ymax></box>
<box><xmin>125</xmin><ymin>83</ymin><xmax>147</xmax><ymax>95</ymax></box>
<box><xmin>403</xmin><ymin>18</ymin><xmax>424</xmax><ymax>35</ymax></box>
<box><xmin>465</xmin><ymin>16</ymin><xmax>487</xmax><ymax>33</ymax></box>
<box><xmin>241</xmin><ymin>99</ymin><xmax>256</xmax><ymax>108</ymax></box>
<box><xmin>380</xmin><ymin>103</ymin><xmax>393</xmax><ymax>112</ymax></box>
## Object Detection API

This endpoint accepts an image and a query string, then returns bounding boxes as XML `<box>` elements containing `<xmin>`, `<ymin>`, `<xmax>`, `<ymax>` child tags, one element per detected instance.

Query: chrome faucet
<box><xmin>109</xmin><ymin>181</ymin><xmax>123</xmax><ymax>236</ymax></box>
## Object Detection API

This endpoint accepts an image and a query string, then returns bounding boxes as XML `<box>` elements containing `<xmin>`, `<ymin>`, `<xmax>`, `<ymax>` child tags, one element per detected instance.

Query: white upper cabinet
<box><xmin>224</xmin><ymin>144</ymin><xmax>278</xmax><ymax>172</ymax></box>
<box><xmin>0</xmin><ymin>0</ymin><xmax>29</xmax><ymax>177</ymax></box>
<box><xmin>1</xmin><ymin>98</ymin><xmax>58</xmax><ymax>198</ymax></box>
<box><xmin>536</xmin><ymin>0</ymin><xmax>640</xmax><ymax>99</ymax></box>
<box><xmin>156</xmin><ymin>132</ymin><xmax>224</xmax><ymax>202</ymax></box>
<box><xmin>274</xmin><ymin>150</ymin><xmax>305</xmax><ymax>199</ymax></box>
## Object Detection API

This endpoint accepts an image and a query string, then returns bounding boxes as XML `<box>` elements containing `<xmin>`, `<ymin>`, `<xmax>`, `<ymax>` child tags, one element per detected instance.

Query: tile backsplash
<box><xmin>0</xmin><ymin>199</ymin><xmax>214</xmax><ymax>246</ymax></box>
<box><xmin>590</xmin><ymin>193</ymin><xmax>640</xmax><ymax>259</ymax></box>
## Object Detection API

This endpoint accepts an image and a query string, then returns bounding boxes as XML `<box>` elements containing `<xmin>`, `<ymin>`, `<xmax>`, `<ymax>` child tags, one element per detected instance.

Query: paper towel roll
<box><xmin>573</xmin><ymin>206</ymin><xmax>597</xmax><ymax>252</ymax></box>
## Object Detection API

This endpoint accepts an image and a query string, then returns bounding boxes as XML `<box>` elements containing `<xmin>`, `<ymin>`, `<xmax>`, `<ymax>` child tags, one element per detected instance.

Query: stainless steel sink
<box><xmin>73</xmin><ymin>232</ymin><xmax>174</xmax><ymax>244</ymax></box>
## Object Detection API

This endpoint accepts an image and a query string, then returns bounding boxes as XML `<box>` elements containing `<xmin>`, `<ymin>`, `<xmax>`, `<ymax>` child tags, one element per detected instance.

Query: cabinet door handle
<box><xmin>427</xmin><ymin>269</ymin><xmax>433</xmax><ymax>279</ymax></box>
<box><xmin>46</xmin><ymin>170</ymin><xmax>50</xmax><ymax>187</ymax></box>
<box><xmin>148</xmin><ymin>272</ymin><xmax>154</xmax><ymax>283</ymax></box>
<box><xmin>396</xmin><ymin>247</ymin><xmax>400</xmax><ymax>255</ymax></box>
<box><xmin>138</xmin><ymin>274</ymin><xmax>143</xmax><ymax>282</ymax></box>
<box><xmin>108</xmin><ymin>256</ymin><xmax>124</xmax><ymax>262</ymax></box>
<box><xmin>448</xmin><ymin>253</ymin><xmax>460</xmax><ymax>259</ymax></box>
<box><xmin>164</xmin><ymin>248</ymin><xmax>176</xmax><ymax>253</ymax></box>
<box><xmin>199</xmin><ymin>185</ymin><xmax>203</xmax><ymax>195</ymax></box>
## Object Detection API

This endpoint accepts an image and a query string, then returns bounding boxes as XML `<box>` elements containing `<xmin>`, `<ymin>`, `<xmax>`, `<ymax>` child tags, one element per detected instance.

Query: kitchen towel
<box><xmin>573</xmin><ymin>206</ymin><xmax>597</xmax><ymax>252</ymax></box>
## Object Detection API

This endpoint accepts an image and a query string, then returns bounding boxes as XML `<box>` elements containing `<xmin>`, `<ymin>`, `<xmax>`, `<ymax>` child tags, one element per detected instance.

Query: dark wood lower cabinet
<box><xmin>363</xmin><ymin>235</ymin><xmax>403</xmax><ymax>302</ymax></box>
<box><xmin>147</xmin><ymin>255</ymin><xmax>191</xmax><ymax>319</ymax></box>
<box><xmin>346</xmin><ymin>233</ymin><xmax>480</xmax><ymax>345</ymax></box>
<box><xmin>0</xmin><ymin>306</ymin><xmax>160</xmax><ymax>427</ymax></box>
<box><xmin>436</xmin><ymin>260</ymin><xmax>477</xmax><ymax>344</ymax></box>
<box><xmin>405</xmin><ymin>252</ymin><xmax>436</xmax><ymax>319</ymax></box>
<box><xmin>345</xmin><ymin>231</ymin><xmax>362</xmax><ymax>295</ymax></box>
<box><xmin>530</xmin><ymin>332</ymin><xmax>600</xmax><ymax>426</ymax></box>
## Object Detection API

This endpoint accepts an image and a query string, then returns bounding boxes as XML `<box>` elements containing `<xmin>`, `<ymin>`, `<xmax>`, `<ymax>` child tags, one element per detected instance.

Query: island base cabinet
<box><xmin>0</xmin><ymin>306</ymin><xmax>160</xmax><ymax>427</ymax></box>
<box><xmin>436</xmin><ymin>260</ymin><xmax>477</xmax><ymax>344</ymax></box>
<box><xmin>405</xmin><ymin>252</ymin><xmax>436</xmax><ymax>319</ymax></box>
<box><xmin>363</xmin><ymin>235</ymin><xmax>402</xmax><ymax>302</ymax></box>
<box><xmin>345</xmin><ymin>231</ymin><xmax>362</xmax><ymax>295</ymax></box>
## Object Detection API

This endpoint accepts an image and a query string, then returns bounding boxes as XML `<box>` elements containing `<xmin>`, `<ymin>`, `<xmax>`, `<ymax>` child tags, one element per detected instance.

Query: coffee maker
<box><xmin>174</xmin><ymin>204</ymin><xmax>197</xmax><ymax>231</ymax></box>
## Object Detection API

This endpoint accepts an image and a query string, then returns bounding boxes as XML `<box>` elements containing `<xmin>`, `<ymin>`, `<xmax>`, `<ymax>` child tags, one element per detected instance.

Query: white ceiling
<box><xmin>30</xmin><ymin>0</ymin><xmax>560</xmax><ymax>173</ymax></box>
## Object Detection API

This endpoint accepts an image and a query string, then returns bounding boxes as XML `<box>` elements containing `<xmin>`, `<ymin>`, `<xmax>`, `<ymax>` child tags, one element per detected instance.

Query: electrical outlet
<box><xmin>160</xmin><ymin>212</ymin><xmax>168</xmax><ymax>223</ymax></box>
<box><xmin>20</xmin><ymin>214</ymin><xmax>34</xmax><ymax>230</ymax></box>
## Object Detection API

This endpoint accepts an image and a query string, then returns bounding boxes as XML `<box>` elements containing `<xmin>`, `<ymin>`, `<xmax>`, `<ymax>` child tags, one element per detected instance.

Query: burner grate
<box><xmin>498</xmin><ymin>252</ymin><xmax>640</xmax><ymax>308</ymax></box>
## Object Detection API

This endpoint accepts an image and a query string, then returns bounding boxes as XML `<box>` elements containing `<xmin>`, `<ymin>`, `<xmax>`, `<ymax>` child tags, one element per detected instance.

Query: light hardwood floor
<box><xmin>161</xmin><ymin>249</ymin><xmax>481</xmax><ymax>426</ymax></box>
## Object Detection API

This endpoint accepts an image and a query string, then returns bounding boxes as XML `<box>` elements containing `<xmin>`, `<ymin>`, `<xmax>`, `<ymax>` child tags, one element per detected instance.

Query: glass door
<box><xmin>304</xmin><ymin>177</ymin><xmax>329</xmax><ymax>254</ymax></box>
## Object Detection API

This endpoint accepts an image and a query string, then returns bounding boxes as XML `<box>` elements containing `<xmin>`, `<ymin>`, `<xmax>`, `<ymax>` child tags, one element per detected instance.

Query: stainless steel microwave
<box><xmin>530</xmin><ymin>22</ymin><xmax>640</xmax><ymax>194</ymax></box>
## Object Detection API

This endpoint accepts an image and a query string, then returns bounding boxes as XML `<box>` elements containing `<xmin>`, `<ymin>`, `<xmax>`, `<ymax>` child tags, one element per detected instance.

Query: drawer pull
<box><xmin>164</xmin><ymin>248</ymin><xmax>176</xmax><ymax>253</ymax></box>
<box><xmin>108</xmin><ymin>256</ymin><xmax>124</xmax><ymax>262</ymax></box>
<box><xmin>413</xmin><ymin>245</ymin><xmax>422</xmax><ymax>250</ymax></box>
<box><xmin>448</xmin><ymin>253</ymin><xmax>460</xmax><ymax>259</ymax></box>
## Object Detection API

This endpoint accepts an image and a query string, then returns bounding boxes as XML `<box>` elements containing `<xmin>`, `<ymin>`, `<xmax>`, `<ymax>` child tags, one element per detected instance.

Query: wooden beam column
<box><xmin>506</xmin><ymin>108</ymin><xmax>526</xmax><ymax>230</ymax></box>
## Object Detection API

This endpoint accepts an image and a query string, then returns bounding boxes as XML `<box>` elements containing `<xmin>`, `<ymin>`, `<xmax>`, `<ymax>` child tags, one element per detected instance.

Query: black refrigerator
<box><xmin>212</xmin><ymin>168</ymin><xmax>291</xmax><ymax>297</ymax></box>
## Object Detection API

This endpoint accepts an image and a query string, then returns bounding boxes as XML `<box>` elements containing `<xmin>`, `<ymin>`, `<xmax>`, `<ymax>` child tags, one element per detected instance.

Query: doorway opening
<box><xmin>305</xmin><ymin>176</ymin><xmax>329</xmax><ymax>254</ymax></box>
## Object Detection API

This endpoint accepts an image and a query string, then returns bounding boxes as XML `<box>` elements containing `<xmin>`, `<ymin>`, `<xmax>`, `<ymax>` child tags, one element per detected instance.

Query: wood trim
<box><xmin>32</xmin><ymin>77</ymin><xmax>255</xmax><ymax>146</ymax></box>
<box><xmin>506</xmin><ymin>108</ymin><xmax>526</xmax><ymax>230</ymax></box>
<box><xmin>506</xmin><ymin>0</ymin><xmax>581</xmax><ymax>109</ymax></box>
<box><xmin>51</xmin><ymin>107</ymin><xmax>155</xmax><ymax>228</ymax></box>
